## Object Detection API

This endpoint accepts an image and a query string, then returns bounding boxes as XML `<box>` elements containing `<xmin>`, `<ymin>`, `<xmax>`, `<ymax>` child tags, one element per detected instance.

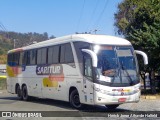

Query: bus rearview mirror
<box><xmin>81</xmin><ymin>49</ymin><xmax>98</xmax><ymax>67</ymax></box>
<box><xmin>135</xmin><ymin>50</ymin><xmax>148</xmax><ymax>65</ymax></box>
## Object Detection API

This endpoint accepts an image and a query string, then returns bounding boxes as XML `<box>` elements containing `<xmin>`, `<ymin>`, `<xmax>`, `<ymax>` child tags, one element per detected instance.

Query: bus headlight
<box><xmin>134</xmin><ymin>85</ymin><xmax>141</xmax><ymax>93</ymax></box>
<box><xmin>94</xmin><ymin>87</ymin><xmax>108</xmax><ymax>94</ymax></box>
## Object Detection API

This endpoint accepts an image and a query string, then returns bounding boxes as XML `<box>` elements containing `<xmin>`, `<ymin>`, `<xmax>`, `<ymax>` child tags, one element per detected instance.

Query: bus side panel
<box><xmin>22</xmin><ymin>66</ymin><xmax>43</xmax><ymax>98</ymax></box>
<box><xmin>6</xmin><ymin>65</ymin><xmax>22</xmax><ymax>94</ymax></box>
<box><xmin>41</xmin><ymin>64</ymin><xmax>81</xmax><ymax>102</ymax></box>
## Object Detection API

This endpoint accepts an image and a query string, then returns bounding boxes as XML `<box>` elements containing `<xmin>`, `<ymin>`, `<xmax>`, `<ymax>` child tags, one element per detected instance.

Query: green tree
<box><xmin>115</xmin><ymin>0</ymin><xmax>160</xmax><ymax>70</ymax></box>
<box><xmin>115</xmin><ymin>0</ymin><xmax>160</xmax><ymax>92</ymax></box>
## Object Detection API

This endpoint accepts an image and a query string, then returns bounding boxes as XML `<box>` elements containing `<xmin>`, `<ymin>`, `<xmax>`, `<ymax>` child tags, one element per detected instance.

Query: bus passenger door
<box><xmin>83</xmin><ymin>54</ymin><xmax>94</xmax><ymax>104</ymax></box>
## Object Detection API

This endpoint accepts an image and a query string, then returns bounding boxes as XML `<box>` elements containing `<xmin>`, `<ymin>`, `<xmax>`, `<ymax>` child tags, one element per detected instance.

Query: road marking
<box><xmin>0</xmin><ymin>92</ymin><xmax>2</xmax><ymax>94</ymax></box>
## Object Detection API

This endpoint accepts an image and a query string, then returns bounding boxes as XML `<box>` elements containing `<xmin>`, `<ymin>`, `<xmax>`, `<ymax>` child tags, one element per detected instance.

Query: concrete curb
<box><xmin>141</xmin><ymin>95</ymin><xmax>157</xmax><ymax>100</ymax></box>
<box><xmin>0</xmin><ymin>90</ymin><xmax>7</xmax><ymax>94</ymax></box>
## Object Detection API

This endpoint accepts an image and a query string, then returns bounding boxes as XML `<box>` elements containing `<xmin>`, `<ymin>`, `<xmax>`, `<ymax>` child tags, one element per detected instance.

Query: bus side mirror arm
<box><xmin>81</xmin><ymin>49</ymin><xmax>98</xmax><ymax>67</ymax></box>
<box><xmin>135</xmin><ymin>50</ymin><xmax>148</xmax><ymax>65</ymax></box>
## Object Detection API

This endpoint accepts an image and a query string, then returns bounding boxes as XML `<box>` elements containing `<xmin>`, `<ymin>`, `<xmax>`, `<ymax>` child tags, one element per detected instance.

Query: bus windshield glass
<box><xmin>94</xmin><ymin>45</ymin><xmax>139</xmax><ymax>87</ymax></box>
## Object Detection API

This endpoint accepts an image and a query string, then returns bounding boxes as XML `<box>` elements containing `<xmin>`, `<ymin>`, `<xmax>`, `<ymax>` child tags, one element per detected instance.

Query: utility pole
<box><xmin>13</xmin><ymin>39</ymin><xmax>16</xmax><ymax>48</ymax></box>
<box><xmin>91</xmin><ymin>29</ymin><xmax>100</xmax><ymax>34</ymax></box>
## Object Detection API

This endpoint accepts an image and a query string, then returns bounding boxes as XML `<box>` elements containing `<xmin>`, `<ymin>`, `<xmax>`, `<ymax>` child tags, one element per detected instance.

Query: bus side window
<box><xmin>22</xmin><ymin>51</ymin><xmax>27</xmax><ymax>65</ymax></box>
<box><xmin>65</xmin><ymin>43</ymin><xmax>74</xmax><ymax>63</ymax></box>
<box><xmin>84</xmin><ymin>55</ymin><xmax>93</xmax><ymax>78</ymax></box>
<box><xmin>37</xmin><ymin>48</ymin><xmax>47</xmax><ymax>65</ymax></box>
<box><xmin>30</xmin><ymin>49</ymin><xmax>36</xmax><ymax>65</ymax></box>
<box><xmin>19</xmin><ymin>52</ymin><xmax>23</xmax><ymax>66</ymax></box>
<box><xmin>48</xmin><ymin>47</ymin><xmax>53</xmax><ymax>64</ymax></box>
<box><xmin>53</xmin><ymin>46</ymin><xmax>59</xmax><ymax>63</ymax></box>
<box><xmin>7</xmin><ymin>53</ymin><xmax>13</xmax><ymax>66</ymax></box>
<box><xmin>26</xmin><ymin>51</ymin><xmax>30</xmax><ymax>65</ymax></box>
<box><xmin>37</xmin><ymin>49</ymin><xmax>41</xmax><ymax>65</ymax></box>
<box><xmin>41</xmin><ymin>48</ymin><xmax>47</xmax><ymax>64</ymax></box>
<box><xmin>60</xmin><ymin>43</ymin><xmax>74</xmax><ymax>63</ymax></box>
<box><xmin>73</xmin><ymin>41</ymin><xmax>91</xmax><ymax>74</ymax></box>
<box><xmin>12</xmin><ymin>52</ymin><xmax>20</xmax><ymax>66</ymax></box>
<box><xmin>60</xmin><ymin>45</ymin><xmax>65</xmax><ymax>63</ymax></box>
<box><xmin>48</xmin><ymin>46</ymin><xmax>59</xmax><ymax>64</ymax></box>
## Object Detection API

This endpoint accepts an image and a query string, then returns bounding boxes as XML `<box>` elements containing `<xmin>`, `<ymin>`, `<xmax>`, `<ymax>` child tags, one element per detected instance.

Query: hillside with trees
<box><xmin>0</xmin><ymin>31</ymin><xmax>55</xmax><ymax>64</ymax></box>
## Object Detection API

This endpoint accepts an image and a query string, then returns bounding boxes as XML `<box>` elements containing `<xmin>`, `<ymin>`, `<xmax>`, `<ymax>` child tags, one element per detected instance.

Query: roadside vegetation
<box><xmin>0</xmin><ymin>31</ymin><xmax>55</xmax><ymax>64</ymax></box>
<box><xmin>115</xmin><ymin>0</ymin><xmax>160</xmax><ymax>94</ymax></box>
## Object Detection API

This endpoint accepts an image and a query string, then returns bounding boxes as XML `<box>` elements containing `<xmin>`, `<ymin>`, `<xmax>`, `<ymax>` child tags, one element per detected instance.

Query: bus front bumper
<box><xmin>94</xmin><ymin>90</ymin><xmax>140</xmax><ymax>105</ymax></box>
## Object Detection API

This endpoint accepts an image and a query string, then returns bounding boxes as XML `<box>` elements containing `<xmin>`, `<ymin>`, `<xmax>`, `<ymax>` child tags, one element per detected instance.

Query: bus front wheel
<box><xmin>105</xmin><ymin>104</ymin><xmax>119</xmax><ymax>109</ymax></box>
<box><xmin>69</xmin><ymin>89</ymin><xmax>82</xmax><ymax>109</ymax></box>
<box><xmin>22</xmin><ymin>86</ymin><xmax>30</xmax><ymax>101</ymax></box>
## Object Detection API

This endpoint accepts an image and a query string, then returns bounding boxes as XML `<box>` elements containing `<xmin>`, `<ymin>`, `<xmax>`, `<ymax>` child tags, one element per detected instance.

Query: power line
<box><xmin>93</xmin><ymin>0</ymin><xmax>109</xmax><ymax>30</ymax></box>
<box><xmin>0</xmin><ymin>21</ymin><xmax>7</xmax><ymax>31</ymax></box>
<box><xmin>76</xmin><ymin>0</ymin><xmax>86</xmax><ymax>32</ymax></box>
<box><xmin>0</xmin><ymin>21</ymin><xmax>9</xmax><ymax>39</ymax></box>
<box><xmin>0</xmin><ymin>24</ymin><xmax>5</xmax><ymax>31</ymax></box>
<box><xmin>86</xmin><ymin>0</ymin><xmax>100</xmax><ymax>32</ymax></box>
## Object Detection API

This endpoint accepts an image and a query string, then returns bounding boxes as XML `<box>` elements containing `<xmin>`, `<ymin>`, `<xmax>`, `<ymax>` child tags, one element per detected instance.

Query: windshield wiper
<box><xmin>120</xmin><ymin>62</ymin><xmax>133</xmax><ymax>85</ymax></box>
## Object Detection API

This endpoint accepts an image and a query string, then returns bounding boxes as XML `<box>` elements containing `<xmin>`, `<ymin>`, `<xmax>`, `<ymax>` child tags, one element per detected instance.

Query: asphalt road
<box><xmin>0</xmin><ymin>90</ymin><xmax>160</xmax><ymax>120</ymax></box>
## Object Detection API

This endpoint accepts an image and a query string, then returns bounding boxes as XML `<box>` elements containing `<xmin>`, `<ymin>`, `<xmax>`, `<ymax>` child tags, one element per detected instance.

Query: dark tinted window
<box><xmin>48</xmin><ymin>46</ymin><xmax>59</xmax><ymax>64</ymax></box>
<box><xmin>13</xmin><ymin>52</ymin><xmax>20</xmax><ymax>66</ymax></box>
<box><xmin>41</xmin><ymin>48</ymin><xmax>47</xmax><ymax>64</ymax></box>
<box><xmin>60</xmin><ymin>45</ymin><xmax>65</xmax><ymax>63</ymax></box>
<box><xmin>53</xmin><ymin>46</ymin><xmax>59</xmax><ymax>63</ymax></box>
<box><xmin>73</xmin><ymin>42</ymin><xmax>91</xmax><ymax>73</ymax></box>
<box><xmin>73</xmin><ymin>42</ymin><xmax>91</xmax><ymax>61</ymax></box>
<box><xmin>19</xmin><ymin>52</ymin><xmax>24</xmax><ymax>66</ymax></box>
<box><xmin>7</xmin><ymin>54</ymin><xmax>13</xmax><ymax>66</ymax></box>
<box><xmin>30</xmin><ymin>49</ymin><xmax>37</xmax><ymax>65</ymax></box>
<box><xmin>84</xmin><ymin>55</ymin><xmax>92</xmax><ymax>78</ymax></box>
<box><xmin>22</xmin><ymin>51</ymin><xmax>27</xmax><ymax>65</ymax></box>
<box><xmin>26</xmin><ymin>51</ymin><xmax>30</xmax><ymax>65</ymax></box>
<box><xmin>37</xmin><ymin>49</ymin><xmax>41</xmax><ymax>64</ymax></box>
<box><xmin>60</xmin><ymin>43</ymin><xmax>74</xmax><ymax>63</ymax></box>
<box><xmin>48</xmin><ymin>47</ymin><xmax>53</xmax><ymax>64</ymax></box>
<box><xmin>8</xmin><ymin>52</ymin><xmax>20</xmax><ymax>66</ymax></box>
<box><xmin>37</xmin><ymin>48</ymin><xmax>47</xmax><ymax>64</ymax></box>
<box><xmin>65</xmin><ymin>43</ymin><xmax>74</xmax><ymax>63</ymax></box>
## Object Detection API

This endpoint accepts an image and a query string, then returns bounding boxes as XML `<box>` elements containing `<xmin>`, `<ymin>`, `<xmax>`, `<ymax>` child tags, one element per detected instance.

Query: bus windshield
<box><xmin>94</xmin><ymin>45</ymin><xmax>139</xmax><ymax>87</ymax></box>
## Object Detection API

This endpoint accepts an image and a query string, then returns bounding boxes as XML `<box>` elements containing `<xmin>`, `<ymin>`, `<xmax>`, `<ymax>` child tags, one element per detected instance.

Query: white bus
<box><xmin>7</xmin><ymin>34</ymin><xmax>148</xmax><ymax>109</ymax></box>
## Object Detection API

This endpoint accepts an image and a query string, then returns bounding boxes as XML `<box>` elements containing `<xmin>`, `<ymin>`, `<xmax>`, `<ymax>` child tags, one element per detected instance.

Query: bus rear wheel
<box><xmin>17</xmin><ymin>85</ymin><xmax>22</xmax><ymax>100</ymax></box>
<box><xmin>22</xmin><ymin>85</ymin><xmax>30</xmax><ymax>101</ymax></box>
<box><xmin>69</xmin><ymin>89</ymin><xmax>82</xmax><ymax>109</ymax></box>
<box><xmin>105</xmin><ymin>105</ymin><xmax>119</xmax><ymax>109</ymax></box>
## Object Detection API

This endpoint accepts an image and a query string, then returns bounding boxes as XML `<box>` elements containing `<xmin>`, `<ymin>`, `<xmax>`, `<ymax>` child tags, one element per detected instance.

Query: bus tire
<box><xmin>22</xmin><ymin>85</ymin><xmax>30</xmax><ymax>101</ymax></box>
<box><xmin>17</xmin><ymin>85</ymin><xmax>23</xmax><ymax>100</ymax></box>
<box><xmin>69</xmin><ymin>89</ymin><xmax>82</xmax><ymax>109</ymax></box>
<box><xmin>105</xmin><ymin>104</ymin><xmax>119</xmax><ymax>109</ymax></box>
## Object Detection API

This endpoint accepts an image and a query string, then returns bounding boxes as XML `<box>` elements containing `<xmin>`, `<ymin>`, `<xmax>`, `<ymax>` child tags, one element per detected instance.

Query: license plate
<box><xmin>118</xmin><ymin>98</ymin><xmax>126</xmax><ymax>102</ymax></box>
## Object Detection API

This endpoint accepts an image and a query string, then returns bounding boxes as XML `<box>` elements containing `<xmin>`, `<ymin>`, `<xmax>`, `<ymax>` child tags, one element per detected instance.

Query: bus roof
<box><xmin>8</xmin><ymin>34</ymin><xmax>131</xmax><ymax>53</ymax></box>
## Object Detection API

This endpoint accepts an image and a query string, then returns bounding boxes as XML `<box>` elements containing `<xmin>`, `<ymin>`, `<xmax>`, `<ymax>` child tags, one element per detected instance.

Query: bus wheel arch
<box><xmin>69</xmin><ymin>87</ymin><xmax>82</xmax><ymax>109</ymax></box>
